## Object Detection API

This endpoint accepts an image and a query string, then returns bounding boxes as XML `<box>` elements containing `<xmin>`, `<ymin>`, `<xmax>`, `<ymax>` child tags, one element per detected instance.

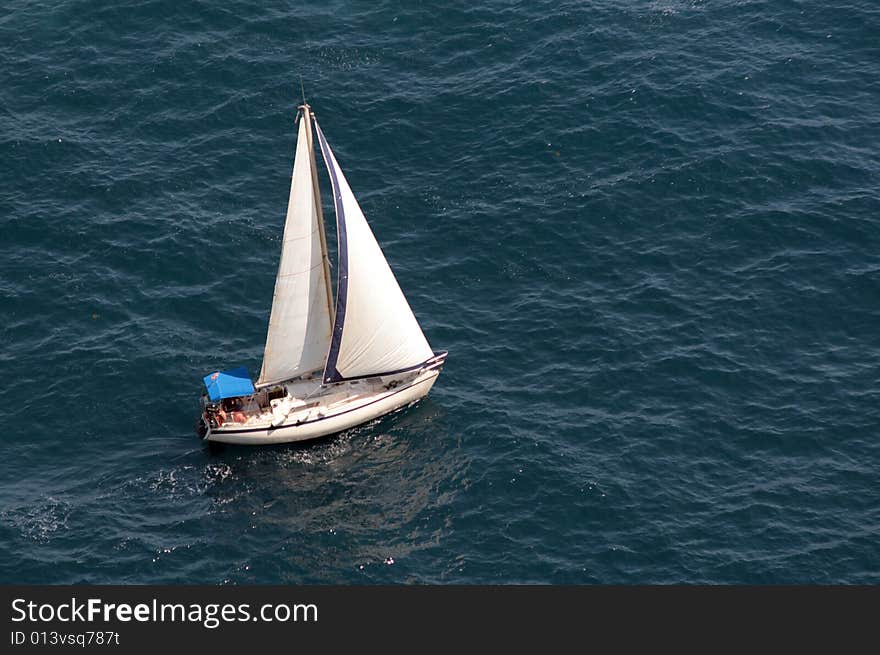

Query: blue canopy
<box><xmin>203</xmin><ymin>366</ymin><xmax>255</xmax><ymax>402</ymax></box>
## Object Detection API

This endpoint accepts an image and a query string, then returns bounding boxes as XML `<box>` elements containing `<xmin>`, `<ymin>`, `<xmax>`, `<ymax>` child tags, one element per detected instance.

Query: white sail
<box><xmin>257</xmin><ymin>111</ymin><xmax>333</xmax><ymax>387</ymax></box>
<box><xmin>314</xmin><ymin>119</ymin><xmax>433</xmax><ymax>383</ymax></box>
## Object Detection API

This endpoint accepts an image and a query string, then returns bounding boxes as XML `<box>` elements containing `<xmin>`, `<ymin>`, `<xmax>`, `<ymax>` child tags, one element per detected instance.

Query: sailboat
<box><xmin>197</xmin><ymin>103</ymin><xmax>447</xmax><ymax>445</ymax></box>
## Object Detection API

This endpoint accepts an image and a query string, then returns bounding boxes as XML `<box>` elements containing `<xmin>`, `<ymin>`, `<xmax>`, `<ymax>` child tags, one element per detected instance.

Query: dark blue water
<box><xmin>2</xmin><ymin>0</ymin><xmax>879</xmax><ymax>583</ymax></box>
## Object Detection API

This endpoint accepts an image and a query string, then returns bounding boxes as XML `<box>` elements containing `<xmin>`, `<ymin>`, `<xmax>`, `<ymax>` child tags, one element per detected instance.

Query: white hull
<box><xmin>203</xmin><ymin>367</ymin><xmax>440</xmax><ymax>445</ymax></box>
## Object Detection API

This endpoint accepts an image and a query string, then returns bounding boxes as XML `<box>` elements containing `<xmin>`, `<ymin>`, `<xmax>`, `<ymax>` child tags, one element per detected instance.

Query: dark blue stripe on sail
<box><xmin>314</xmin><ymin>119</ymin><xmax>347</xmax><ymax>383</ymax></box>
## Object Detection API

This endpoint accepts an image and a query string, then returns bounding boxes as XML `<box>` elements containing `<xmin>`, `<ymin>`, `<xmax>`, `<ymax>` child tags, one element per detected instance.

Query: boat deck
<box><xmin>209</xmin><ymin>375</ymin><xmax>394</xmax><ymax>430</ymax></box>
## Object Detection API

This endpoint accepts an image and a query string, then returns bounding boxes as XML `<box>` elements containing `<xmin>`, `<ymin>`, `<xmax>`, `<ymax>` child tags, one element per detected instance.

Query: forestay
<box><xmin>257</xmin><ymin>112</ymin><xmax>333</xmax><ymax>387</ymax></box>
<box><xmin>314</xmin><ymin>119</ymin><xmax>433</xmax><ymax>383</ymax></box>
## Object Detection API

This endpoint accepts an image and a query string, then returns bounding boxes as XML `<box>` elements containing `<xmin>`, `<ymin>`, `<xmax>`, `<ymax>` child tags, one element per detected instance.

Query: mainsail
<box><xmin>257</xmin><ymin>108</ymin><xmax>334</xmax><ymax>387</ymax></box>
<box><xmin>313</xmin><ymin>119</ymin><xmax>434</xmax><ymax>383</ymax></box>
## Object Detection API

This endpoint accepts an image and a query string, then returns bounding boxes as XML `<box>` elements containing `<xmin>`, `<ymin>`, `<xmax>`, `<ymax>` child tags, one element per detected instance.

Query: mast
<box><xmin>300</xmin><ymin>103</ymin><xmax>335</xmax><ymax>326</ymax></box>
